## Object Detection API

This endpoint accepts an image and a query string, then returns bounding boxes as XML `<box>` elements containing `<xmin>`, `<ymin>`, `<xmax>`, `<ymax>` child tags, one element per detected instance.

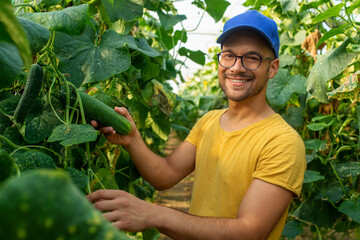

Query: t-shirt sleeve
<box><xmin>185</xmin><ymin>115</ymin><xmax>203</xmax><ymax>147</ymax></box>
<box><xmin>185</xmin><ymin>111</ymin><xmax>215</xmax><ymax>147</ymax></box>
<box><xmin>252</xmin><ymin>131</ymin><xmax>307</xmax><ymax>198</ymax></box>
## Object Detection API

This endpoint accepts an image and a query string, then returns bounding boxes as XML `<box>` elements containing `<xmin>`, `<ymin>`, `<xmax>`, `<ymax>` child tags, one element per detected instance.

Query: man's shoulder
<box><xmin>262</xmin><ymin>114</ymin><xmax>304</xmax><ymax>144</ymax></box>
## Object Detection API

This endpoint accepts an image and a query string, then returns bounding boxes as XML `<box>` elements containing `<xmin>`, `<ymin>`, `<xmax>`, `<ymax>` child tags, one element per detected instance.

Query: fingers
<box><xmin>115</xmin><ymin>107</ymin><xmax>133</xmax><ymax>123</ymax></box>
<box><xmin>90</xmin><ymin>120</ymin><xmax>98</xmax><ymax>128</ymax></box>
<box><xmin>87</xmin><ymin>189</ymin><xmax>125</xmax><ymax>202</ymax></box>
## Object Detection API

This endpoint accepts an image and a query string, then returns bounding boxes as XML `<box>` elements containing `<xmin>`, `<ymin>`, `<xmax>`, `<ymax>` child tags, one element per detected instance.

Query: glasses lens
<box><xmin>219</xmin><ymin>52</ymin><xmax>236</xmax><ymax>68</ymax></box>
<box><xmin>243</xmin><ymin>53</ymin><xmax>261</xmax><ymax>70</ymax></box>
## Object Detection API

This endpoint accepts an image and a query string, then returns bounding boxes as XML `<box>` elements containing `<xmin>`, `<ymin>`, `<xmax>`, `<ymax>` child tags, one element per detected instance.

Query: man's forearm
<box><xmin>153</xmin><ymin>206</ymin><xmax>265</xmax><ymax>240</ymax></box>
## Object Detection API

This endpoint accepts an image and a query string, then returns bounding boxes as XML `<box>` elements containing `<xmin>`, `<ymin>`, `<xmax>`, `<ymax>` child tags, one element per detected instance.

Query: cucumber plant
<box><xmin>0</xmin><ymin>0</ymin><xmax>229</xmax><ymax>239</ymax></box>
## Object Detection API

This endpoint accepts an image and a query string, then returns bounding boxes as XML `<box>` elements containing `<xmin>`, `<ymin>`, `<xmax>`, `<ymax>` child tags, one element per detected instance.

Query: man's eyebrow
<box><xmin>222</xmin><ymin>49</ymin><xmax>264</xmax><ymax>56</ymax></box>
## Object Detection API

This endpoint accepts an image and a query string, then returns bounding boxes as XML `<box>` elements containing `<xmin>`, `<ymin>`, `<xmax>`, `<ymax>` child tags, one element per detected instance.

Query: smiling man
<box><xmin>87</xmin><ymin>10</ymin><xmax>306</xmax><ymax>240</ymax></box>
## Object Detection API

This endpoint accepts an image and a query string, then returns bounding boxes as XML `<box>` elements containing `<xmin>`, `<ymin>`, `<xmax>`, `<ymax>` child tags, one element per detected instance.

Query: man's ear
<box><xmin>268</xmin><ymin>58</ymin><xmax>279</xmax><ymax>79</ymax></box>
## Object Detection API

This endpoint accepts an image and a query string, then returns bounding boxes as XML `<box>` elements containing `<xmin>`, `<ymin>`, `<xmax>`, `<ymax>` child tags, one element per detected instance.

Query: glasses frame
<box><xmin>217</xmin><ymin>51</ymin><xmax>275</xmax><ymax>70</ymax></box>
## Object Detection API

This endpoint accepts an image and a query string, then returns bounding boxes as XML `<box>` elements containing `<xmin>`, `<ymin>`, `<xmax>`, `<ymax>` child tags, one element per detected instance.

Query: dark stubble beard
<box><xmin>219</xmin><ymin>66</ymin><xmax>270</xmax><ymax>102</ymax></box>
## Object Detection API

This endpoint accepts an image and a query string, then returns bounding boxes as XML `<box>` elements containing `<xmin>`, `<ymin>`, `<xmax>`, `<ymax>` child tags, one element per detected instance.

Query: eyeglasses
<box><xmin>217</xmin><ymin>51</ymin><xmax>274</xmax><ymax>70</ymax></box>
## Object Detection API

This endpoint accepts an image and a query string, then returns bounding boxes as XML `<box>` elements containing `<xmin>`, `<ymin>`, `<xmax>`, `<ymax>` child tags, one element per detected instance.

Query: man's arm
<box><xmin>91</xmin><ymin>107</ymin><xmax>196</xmax><ymax>190</ymax></box>
<box><xmin>87</xmin><ymin>179</ymin><xmax>293</xmax><ymax>240</ymax></box>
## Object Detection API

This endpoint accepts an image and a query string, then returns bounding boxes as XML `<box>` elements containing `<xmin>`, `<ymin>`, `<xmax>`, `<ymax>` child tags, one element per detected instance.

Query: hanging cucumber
<box><xmin>14</xmin><ymin>63</ymin><xmax>44</xmax><ymax>123</ymax></box>
<box><xmin>78</xmin><ymin>91</ymin><xmax>132</xmax><ymax>135</ymax></box>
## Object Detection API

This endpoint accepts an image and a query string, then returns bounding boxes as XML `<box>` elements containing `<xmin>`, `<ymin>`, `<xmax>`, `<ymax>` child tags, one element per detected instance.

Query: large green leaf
<box><xmin>338</xmin><ymin>198</ymin><xmax>360</xmax><ymax>223</ymax></box>
<box><xmin>54</xmin><ymin>28</ymin><xmax>131</xmax><ymax>87</ymax></box>
<box><xmin>24</xmin><ymin>98</ymin><xmax>63</xmax><ymax>144</ymax></box>
<box><xmin>0</xmin><ymin>169</ymin><xmax>131</xmax><ymax>239</ymax></box>
<box><xmin>292</xmin><ymin>197</ymin><xmax>341</xmax><ymax>228</ymax></box>
<box><xmin>14</xmin><ymin>151</ymin><xmax>56</xmax><ymax>172</ymax></box>
<box><xmin>157</xmin><ymin>10</ymin><xmax>186</xmax><ymax>30</ymax></box>
<box><xmin>20</xmin><ymin>5</ymin><xmax>89</xmax><ymax>35</ymax></box>
<box><xmin>18</xmin><ymin>17</ymin><xmax>50</xmax><ymax>55</ymax></box>
<box><xmin>335</xmin><ymin>161</ymin><xmax>360</xmax><ymax>179</ymax></box>
<box><xmin>306</xmin><ymin>39</ymin><xmax>360</xmax><ymax>103</ymax></box>
<box><xmin>0</xmin><ymin>0</ymin><xmax>31</xmax><ymax>67</ymax></box>
<box><xmin>266</xmin><ymin>68</ymin><xmax>307</xmax><ymax>107</ymax></box>
<box><xmin>0</xmin><ymin>42</ymin><xmax>23</xmax><ymax>90</ymax></box>
<box><xmin>102</xmin><ymin>0</ymin><xmax>143</xmax><ymax>22</ymax></box>
<box><xmin>204</xmin><ymin>0</ymin><xmax>230</xmax><ymax>23</ymax></box>
<box><xmin>48</xmin><ymin>124</ymin><xmax>98</xmax><ymax>147</ymax></box>
<box><xmin>316</xmin><ymin>182</ymin><xmax>346</xmax><ymax>204</ymax></box>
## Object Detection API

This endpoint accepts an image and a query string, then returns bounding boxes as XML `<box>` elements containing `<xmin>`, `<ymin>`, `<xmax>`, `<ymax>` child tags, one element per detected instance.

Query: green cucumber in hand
<box><xmin>78</xmin><ymin>91</ymin><xmax>132</xmax><ymax>135</ymax></box>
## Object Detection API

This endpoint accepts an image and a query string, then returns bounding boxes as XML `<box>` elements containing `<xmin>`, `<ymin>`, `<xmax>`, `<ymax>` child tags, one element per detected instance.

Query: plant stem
<box><xmin>0</xmin><ymin>135</ymin><xmax>30</xmax><ymax>151</ymax></box>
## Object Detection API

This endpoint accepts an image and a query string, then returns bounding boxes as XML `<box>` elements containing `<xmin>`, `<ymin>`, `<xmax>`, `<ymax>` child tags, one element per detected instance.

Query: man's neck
<box><xmin>220</xmin><ymin>98</ymin><xmax>275</xmax><ymax>132</ymax></box>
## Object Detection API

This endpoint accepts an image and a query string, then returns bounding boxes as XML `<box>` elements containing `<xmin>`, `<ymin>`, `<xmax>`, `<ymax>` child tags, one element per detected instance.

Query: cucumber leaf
<box><xmin>0</xmin><ymin>169</ymin><xmax>132</xmax><ymax>239</ymax></box>
<box><xmin>54</xmin><ymin>27</ymin><xmax>131</xmax><ymax>87</ymax></box>
<box><xmin>266</xmin><ymin>68</ymin><xmax>307</xmax><ymax>108</ymax></box>
<box><xmin>14</xmin><ymin>151</ymin><xmax>56</xmax><ymax>172</ymax></box>
<box><xmin>338</xmin><ymin>198</ymin><xmax>360</xmax><ymax>223</ymax></box>
<box><xmin>20</xmin><ymin>4</ymin><xmax>89</xmax><ymax>35</ymax></box>
<box><xmin>24</xmin><ymin>98</ymin><xmax>63</xmax><ymax>144</ymax></box>
<box><xmin>48</xmin><ymin>124</ymin><xmax>99</xmax><ymax>147</ymax></box>
<box><xmin>0</xmin><ymin>0</ymin><xmax>31</xmax><ymax>67</ymax></box>
<box><xmin>306</xmin><ymin>39</ymin><xmax>359</xmax><ymax>103</ymax></box>
<box><xmin>101</xmin><ymin>0</ymin><xmax>143</xmax><ymax>22</ymax></box>
<box><xmin>0</xmin><ymin>42</ymin><xmax>23</xmax><ymax>90</ymax></box>
<box><xmin>18</xmin><ymin>17</ymin><xmax>50</xmax><ymax>55</ymax></box>
<box><xmin>335</xmin><ymin>162</ymin><xmax>360</xmax><ymax>179</ymax></box>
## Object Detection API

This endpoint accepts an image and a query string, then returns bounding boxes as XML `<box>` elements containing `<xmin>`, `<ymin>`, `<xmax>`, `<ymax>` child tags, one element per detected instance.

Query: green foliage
<box><xmin>0</xmin><ymin>0</ymin><xmax>230</xmax><ymax>238</ymax></box>
<box><xmin>0</xmin><ymin>169</ymin><xmax>132</xmax><ymax>240</ymax></box>
<box><xmin>180</xmin><ymin>1</ymin><xmax>360</xmax><ymax>238</ymax></box>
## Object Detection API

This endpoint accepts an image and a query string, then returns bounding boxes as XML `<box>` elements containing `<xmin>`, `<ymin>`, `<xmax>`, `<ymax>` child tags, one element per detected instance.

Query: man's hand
<box><xmin>91</xmin><ymin>107</ymin><xmax>139</xmax><ymax>147</ymax></box>
<box><xmin>87</xmin><ymin>189</ymin><xmax>160</xmax><ymax>232</ymax></box>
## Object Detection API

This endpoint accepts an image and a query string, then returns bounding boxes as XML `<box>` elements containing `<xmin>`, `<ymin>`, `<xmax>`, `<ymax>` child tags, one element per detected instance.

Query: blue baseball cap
<box><xmin>217</xmin><ymin>10</ymin><xmax>280</xmax><ymax>58</ymax></box>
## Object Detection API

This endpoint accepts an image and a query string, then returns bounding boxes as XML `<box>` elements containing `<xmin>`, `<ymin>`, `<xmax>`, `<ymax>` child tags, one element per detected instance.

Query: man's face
<box><xmin>218</xmin><ymin>30</ymin><xmax>279</xmax><ymax>102</ymax></box>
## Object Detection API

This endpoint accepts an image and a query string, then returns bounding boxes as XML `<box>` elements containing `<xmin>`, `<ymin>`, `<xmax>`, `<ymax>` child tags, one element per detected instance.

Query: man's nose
<box><xmin>230</xmin><ymin>57</ymin><xmax>247</xmax><ymax>72</ymax></box>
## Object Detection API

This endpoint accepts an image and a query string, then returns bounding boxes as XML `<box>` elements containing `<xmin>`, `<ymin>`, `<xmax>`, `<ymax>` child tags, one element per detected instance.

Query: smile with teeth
<box><xmin>228</xmin><ymin>78</ymin><xmax>250</xmax><ymax>83</ymax></box>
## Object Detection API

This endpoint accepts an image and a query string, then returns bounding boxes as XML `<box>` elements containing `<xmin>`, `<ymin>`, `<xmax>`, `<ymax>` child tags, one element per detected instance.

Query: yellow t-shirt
<box><xmin>185</xmin><ymin>109</ymin><xmax>306</xmax><ymax>239</ymax></box>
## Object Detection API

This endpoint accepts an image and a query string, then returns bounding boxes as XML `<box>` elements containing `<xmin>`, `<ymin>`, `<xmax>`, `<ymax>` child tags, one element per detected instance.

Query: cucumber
<box><xmin>14</xmin><ymin>63</ymin><xmax>44</xmax><ymax>123</ymax></box>
<box><xmin>78</xmin><ymin>91</ymin><xmax>132</xmax><ymax>135</ymax></box>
